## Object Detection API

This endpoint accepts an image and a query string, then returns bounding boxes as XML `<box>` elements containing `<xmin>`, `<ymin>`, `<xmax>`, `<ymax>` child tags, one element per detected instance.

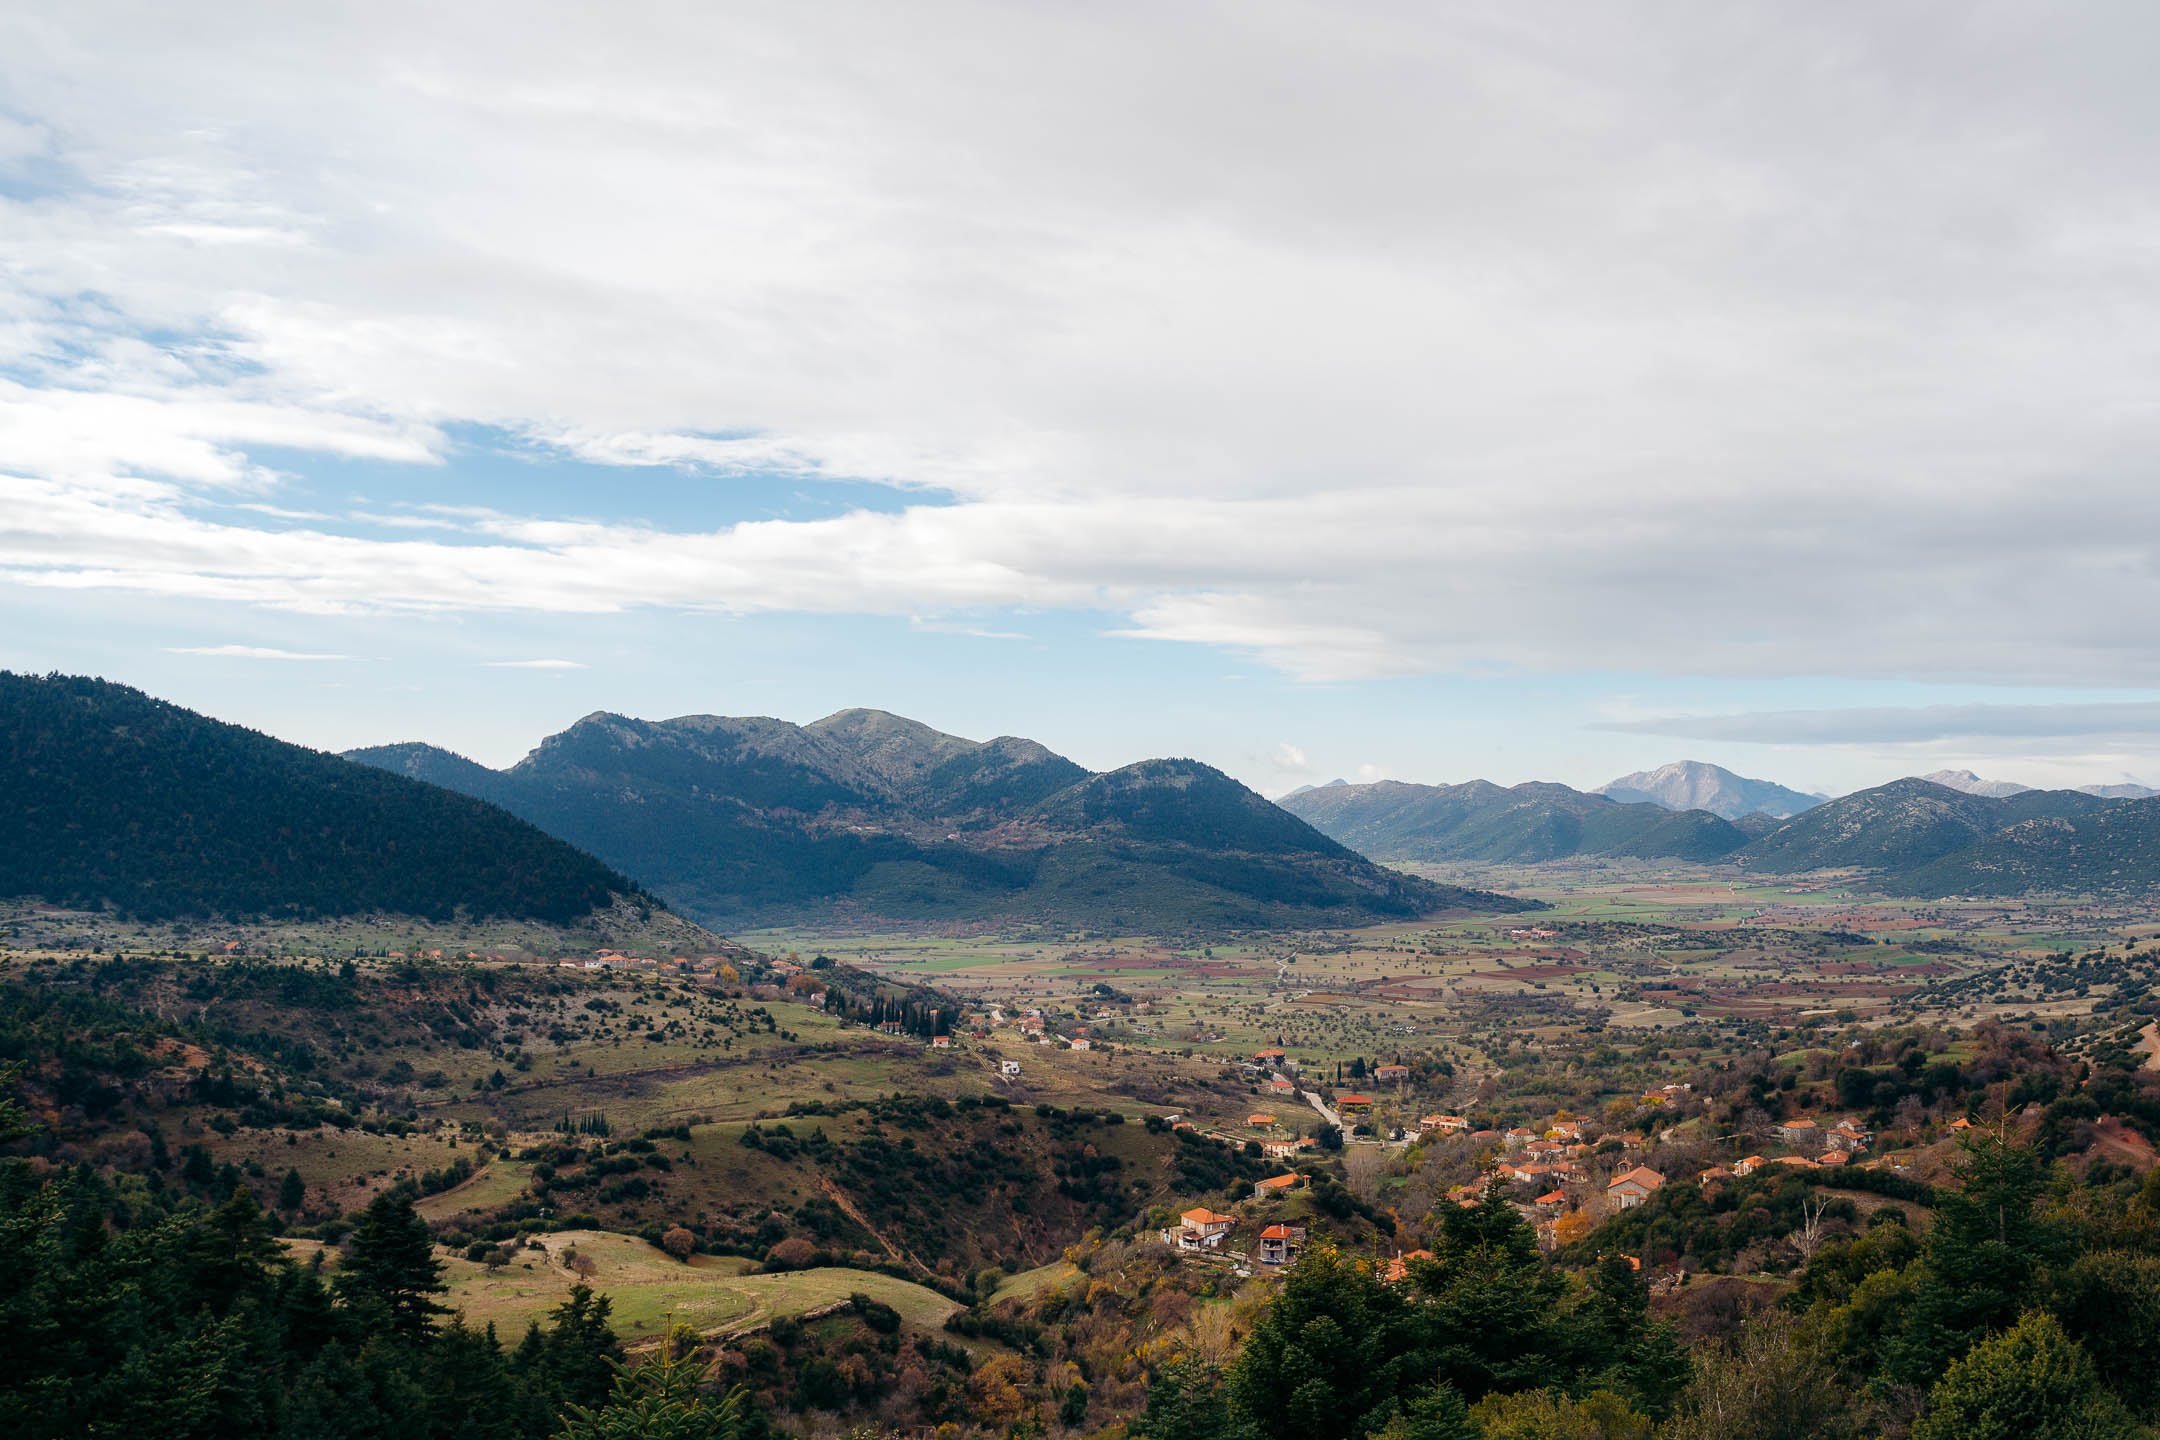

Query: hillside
<box><xmin>1277</xmin><ymin>776</ymin><xmax>1749</xmax><ymax>863</ymax></box>
<box><xmin>1888</xmin><ymin>794</ymin><xmax>2160</xmax><ymax>897</ymax></box>
<box><xmin>1595</xmin><ymin>759</ymin><xmax>1825</xmax><ymax>819</ymax></box>
<box><xmin>0</xmin><ymin>674</ymin><xmax>642</xmax><ymax>924</ymax></box>
<box><xmin>1736</xmin><ymin>778</ymin><xmax>2120</xmax><ymax>874</ymax></box>
<box><xmin>347</xmin><ymin>710</ymin><xmax>1531</xmax><ymax>928</ymax></box>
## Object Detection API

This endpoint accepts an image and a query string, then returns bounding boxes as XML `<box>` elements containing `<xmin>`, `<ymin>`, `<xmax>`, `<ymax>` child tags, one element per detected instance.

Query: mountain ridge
<box><xmin>1278</xmin><ymin>776</ymin><xmax>1751</xmax><ymax>864</ymax></box>
<box><xmin>347</xmin><ymin>709</ymin><xmax>1534</xmax><ymax>928</ymax></box>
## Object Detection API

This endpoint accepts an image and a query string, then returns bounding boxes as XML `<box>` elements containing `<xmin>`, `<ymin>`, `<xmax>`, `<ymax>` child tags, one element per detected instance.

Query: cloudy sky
<box><xmin>5</xmin><ymin>2</ymin><xmax>2160</xmax><ymax>797</ymax></box>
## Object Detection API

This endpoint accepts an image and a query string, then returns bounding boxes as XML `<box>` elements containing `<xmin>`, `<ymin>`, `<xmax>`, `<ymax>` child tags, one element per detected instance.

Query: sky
<box><xmin>5</xmin><ymin>2</ymin><xmax>2160</xmax><ymax>799</ymax></box>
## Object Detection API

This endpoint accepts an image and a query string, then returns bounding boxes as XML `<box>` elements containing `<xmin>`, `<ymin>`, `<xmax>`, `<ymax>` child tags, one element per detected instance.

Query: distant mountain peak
<box><xmin>1595</xmin><ymin>760</ymin><xmax>1824</xmax><ymax>820</ymax></box>
<box><xmin>1917</xmin><ymin>768</ymin><xmax>2033</xmax><ymax>798</ymax></box>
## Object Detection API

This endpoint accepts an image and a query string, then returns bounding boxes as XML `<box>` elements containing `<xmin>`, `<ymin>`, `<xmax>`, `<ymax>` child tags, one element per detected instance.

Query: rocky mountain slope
<box><xmin>1594</xmin><ymin>760</ymin><xmax>1824</xmax><ymax>819</ymax></box>
<box><xmin>1734</xmin><ymin>778</ymin><xmax>2120</xmax><ymax>875</ymax></box>
<box><xmin>1887</xmin><ymin>794</ymin><xmax>2160</xmax><ymax>897</ymax></box>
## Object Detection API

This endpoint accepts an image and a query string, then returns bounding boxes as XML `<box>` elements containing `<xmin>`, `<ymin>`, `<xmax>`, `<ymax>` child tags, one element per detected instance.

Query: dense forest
<box><xmin>0</xmin><ymin>673</ymin><xmax>642</xmax><ymax>923</ymax></box>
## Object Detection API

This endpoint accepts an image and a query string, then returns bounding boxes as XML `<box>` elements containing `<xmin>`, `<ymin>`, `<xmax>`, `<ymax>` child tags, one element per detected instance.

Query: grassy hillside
<box><xmin>0</xmin><ymin>674</ymin><xmax>641</xmax><ymax>924</ymax></box>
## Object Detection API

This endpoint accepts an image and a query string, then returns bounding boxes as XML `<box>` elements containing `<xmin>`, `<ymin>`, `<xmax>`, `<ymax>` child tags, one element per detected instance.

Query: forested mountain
<box><xmin>1595</xmin><ymin>759</ymin><xmax>1825</xmax><ymax>819</ymax></box>
<box><xmin>0</xmin><ymin>674</ymin><xmax>641</xmax><ymax>924</ymax></box>
<box><xmin>1889</xmin><ymin>794</ymin><xmax>2160</xmax><ymax>897</ymax></box>
<box><xmin>1733</xmin><ymin>778</ymin><xmax>2118</xmax><ymax>875</ymax></box>
<box><xmin>1277</xmin><ymin>777</ymin><xmax>1751</xmax><ymax>863</ymax></box>
<box><xmin>348</xmin><ymin>710</ymin><xmax>1529</xmax><ymax>928</ymax></box>
<box><xmin>1281</xmin><ymin>768</ymin><xmax>2160</xmax><ymax>896</ymax></box>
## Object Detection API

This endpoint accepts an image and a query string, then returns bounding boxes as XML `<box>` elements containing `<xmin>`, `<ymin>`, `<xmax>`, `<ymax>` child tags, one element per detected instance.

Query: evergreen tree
<box><xmin>334</xmin><ymin>1191</ymin><xmax>448</xmax><ymax>1337</ymax></box>
<box><xmin>557</xmin><ymin>1325</ymin><xmax>760</xmax><ymax>1440</ymax></box>
<box><xmin>280</xmin><ymin>1166</ymin><xmax>308</xmax><ymax>1212</ymax></box>
<box><xmin>1911</xmin><ymin>1312</ymin><xmax>2135</xmax><ymax>1440</ymax></box>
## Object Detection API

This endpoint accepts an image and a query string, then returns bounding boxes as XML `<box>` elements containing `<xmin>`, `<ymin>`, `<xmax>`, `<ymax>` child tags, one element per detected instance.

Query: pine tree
<box><xmin>279</xmin><ymin>1166</ymin><xmax>306</xmax><ymax>1212</ymax></box>
<box><xmin>556</xmin><ymin>1324</ymin><xmax>759</xmax><ymax>1440</ymax></box>
<box><xmin>333</xmin><ymin>1191</ymin><xmax>448</xmax><ymax>1337</ymax></box>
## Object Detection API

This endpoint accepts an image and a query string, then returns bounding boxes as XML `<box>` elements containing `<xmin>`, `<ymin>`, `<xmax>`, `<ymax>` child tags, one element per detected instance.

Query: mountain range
<box><xmin>0</xmin><ymin>673</ymin><xmax>643</xmax><ymax>924</ymax></box>
<box><xmin>1281</xmin><ymin>768</ymin><xmax>2160</xmax><ymax>895</ymax></box>
<box><xmin>1917</xmin><ymin>768</ymin><xmax>2158</xmax><ymax>801</ymax></box>
<box><xmin>348</xmin><ymin>709</ymin><xmax>1531</xmax><ymax>929</ymax></box>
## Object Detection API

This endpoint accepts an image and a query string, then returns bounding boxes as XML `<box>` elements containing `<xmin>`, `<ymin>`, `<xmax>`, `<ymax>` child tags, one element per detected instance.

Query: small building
<box><xmin>1174</xmin><ymin>1208</ymin><xmax>1237</xmax><ymax>1251</ymax></box>
<box><xmin>1337</xmin><ymin>1094</ymin><xmax>1375</xmax><ymax>1115</ymax></box>
<box><xmin>1268</xmin><ymin>1077</ymin><xmax>1297</xmax><ymax>1097</ymax></box>
<box><xmin>1505</xmin><ymin>1127</ymin><xmax>1536</xmax><ymax>1150</ymax></box>
<box><xmin>1533</xmin><ymin>1190</ymin><xmax>1567</xmax><ymax>1215</ymax></box>
<box><xmin>1255</xmin><ymin>1047</ymin><xmax>1287</xmax><ymax>1063</ymax></box>
<box><xmin>1775</xmin><ymin>1118</ymin><xmax>1821</xmax><ymax>1146</ymax></box>
<box><xmin>1374</xmin><ymin>1064</ymin><xmax>1411</xmax><ymax>1083</ymax></box>
<box><xmin>1607</xmin><ymin>1166</ymin><xmax>1666</xmax><ymax>1210</ymax></box>
<box><xmin>1257</xmin><ymin>1224</ymin><xmax>1306</xmax><ymax>1265</ymax></box>
<box><xmin>1383</xmin><ymin>1249</ymin><xmax>1435</xmax><ymax>1283</ymax></box>
<box><xmin>1254</xmin><ymin>1173</ymin><xmax>1298</xmax><ymax>1196</ymax></box>
<box><xmin>931</xmin><ymin>1034</ymin><xmax>952</xmax><ymax>1049</ymax></box>
<box><xmin>1732</xmin><ymin>1155</ymin><xmax>1765</xmax><ymax>1176</ymax></box>
<box><xmin>1261</xmin><ymin>1139</ymin><xmax>1299</xmax><ymax>1159</ymax></box>
<box><xmin>999</xmin><ymin>1059</ymin><xmax>1022</xmax><ymax>1076</ymax></box>
<box><xmin>1421</xmin><ymin>1114</ymin><xmax>1468</xmax><ymax>1134</ymax></box>
<box><xmin>1247</xmin><ymin>1113</ymin><xmax>1279</xmax><ymax>1130</ymax></box>
<box><xmin>1069</xmin><ymin>1038</ymin><xmax>1092</xmax><ymax>1051</ymax></box>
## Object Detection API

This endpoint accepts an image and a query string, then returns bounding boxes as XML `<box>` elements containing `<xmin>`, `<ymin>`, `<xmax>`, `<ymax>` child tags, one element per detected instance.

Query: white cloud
<box><xmin>480</xmin><ymin>658</ymin><xmax>584</xmax><ymax>669</ymax></box>
<box><xmin>1271</xmin><ymin>742</ymin><xmax>1310</xmax><ymax>774</ymax></box>
<box><xmin>6</xmin><ymin>5</ymin><xmax>2160</xmax><ymax>689</ymax></box>
<box><xmin>166</xmin><ymin>644</ymin><xmax>351</xmax><ymax>661</ymax></box>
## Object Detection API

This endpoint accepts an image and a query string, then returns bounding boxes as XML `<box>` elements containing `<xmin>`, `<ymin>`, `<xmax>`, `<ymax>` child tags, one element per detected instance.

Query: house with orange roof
<box><xmin>1247</xmin><ymin>1113</ymin><xmax>1279</xmax><ymax>1130</ymax></box>
<box><xmin>1374</xmin><ymin>1063</ymin><xmax>1411</xmax><ymax>1083</ymax></box>
<box><xmin>1254</xmin><ymin>1173</ymin><xmax>1299</xmax><ymax>1196</ymax></box>
<box><xmin>1421</xmin><ymin>1114</ymin><xmax>1468</xmax><ymax>1134</ymax></box>
<box><xmin>1262</xmin><ymin>1139</ymin><xmax>1299</xmax><ymax>1159</ymax></box>
<box><xmin>1257</xmin><ymin>1224</ymin><xmax>1306</xmax><ymax>1265</ymax></box>
<box><xmin>1336</xmin><ymin>1094</ymin><xmax>1374</xmax><ymax>1114</ymax></box>
<box><xmin>1174</xmin><ymin>1207</ymin><xmax>1237</xmax><ymax>1251</ymax></box>
<box><xmin>1383</xmin><ymin>1249</ymin><xmax>1435</xmax><ymax>1282</ymax></box>
<box><xmin>1607</xmin><ymin>1166</ymin><xmax>1666</xmax><ymax>1210</ymax></box>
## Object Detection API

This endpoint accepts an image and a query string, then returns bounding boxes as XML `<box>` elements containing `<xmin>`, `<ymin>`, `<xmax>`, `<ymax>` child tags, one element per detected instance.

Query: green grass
<box><xmin>436</xmin><ymin>1230</ymin><xmax>962</xmax><ymax>1340</ymax></box>
<box><xmin>991</xmin><ymin>1259</ymin><xmax>1080</xmax><ymax>1303</ymax></box>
